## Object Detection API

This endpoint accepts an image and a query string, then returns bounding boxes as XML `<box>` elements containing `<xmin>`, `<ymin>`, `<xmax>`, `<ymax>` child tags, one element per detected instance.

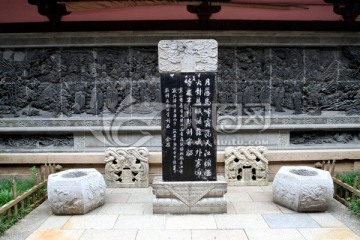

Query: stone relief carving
<box><xmin>104</xmin><ymin>147</ymin><xmax>149</xmax><ymax>187</ymax></box>
<box><xmin>224</xmin><ymin>146</ymin><xmax>268</xmax><ymax>186</ymax></box>
<box><xmin>48</xmin><ymin>169</ymin><xmax>106</xmax><ymax>215</ymax></box>
<box><xmin>291</xmin><ymin>131</ymin><xmax>360</xmax><ymax>145</ymax></box>
<box><xmin>273</xmin><ymin>166</ymin><xmax>333</xmax><ymax>212</ymax></box>
<box><xmin>1</xmin><ymin>46</ymin><xmax>360</xmax><ymax>119</ymax></box>
<box><xmin>0</xmin><ymin>134</ymin><xmax>74</xmax><ymax>148</ymax></box>
<box><xmin>158</xmin><ymin>40</ymin><xmax>218</xmax><ymax>73</ymax></box>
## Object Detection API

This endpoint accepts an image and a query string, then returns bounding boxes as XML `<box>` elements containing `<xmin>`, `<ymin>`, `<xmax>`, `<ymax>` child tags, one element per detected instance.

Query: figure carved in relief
<box><xmin>292</xmin><ymin>85</ymin><xmax>303</xmax><ymax>114</ymax></box>
<box><xmin>106</xmin><ymin>82</ymin><xmax>119</xmax><ymax>113</ymax></box>
<box><xmin>259</xmin><ymin>84</ymin><xmax>270</xmax><ymax>104</ymax></box>
<box><xmin>243</xmin><ymin>82</ymin><xmax>255</xmax><ymax>113</ymax></box>
<box><xmin>304</xmin><ymin>83</ymin><xmax>322</xmax><ymax>115</ymax></box>
<box><xmin>88</xmin><ymin>83</ymin><xmax>103</xmax><ymax>115</ymax></box>
<box><xmin>59</xmin><ymin>87</ymin><xmax>72</xmax><ymax>117</ymax></box>
<box><xmin>274</xmin><ymin>82</ymin><xmax>285</xmax><ymax>112</ymax></box>
<box><xmin>73</xmin><ymin>82</ymin><xmax>86</xmax><ymax>114</ymax></box>
<box><xmin>3</xmin><ymin>83</ymin><xmax>19</xmax><ymax>117</ymax></box>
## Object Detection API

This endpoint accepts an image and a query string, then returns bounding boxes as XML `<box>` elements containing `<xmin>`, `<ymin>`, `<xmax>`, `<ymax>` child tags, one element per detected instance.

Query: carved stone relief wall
<box><xmin>1</xmin><ymin>46</ymin><xmax>360</xmax><ymax>119</ymax></box>
<box><xmin>1</xmin><ymin>46</ymin><xmax>360</xmax><ymax>152</ymax></box>
<box><xmin>291</xmin><ymin>131</ymin><xmax>360</xmax><ymax>145</ymax></box>
<box><xmin>0</xmin><ymin>47</ymin><xmax>159</xmax><ymax>118</ymax></box>
<box><xmin>0</xmin><ymin>134</ymin><xmax>73</xmax><ymax>149</ymax></box>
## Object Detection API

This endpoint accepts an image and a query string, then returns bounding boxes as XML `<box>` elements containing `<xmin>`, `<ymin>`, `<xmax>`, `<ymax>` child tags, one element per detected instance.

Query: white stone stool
<box><xmin>273</xmin><ymin>166</ymin><xmax>333</xmax><ymax>212</ymax></box>
<box><xmin>48</xmin><ymin>168</ymin><xmax>106</xmax><ymax>215</ymax></box>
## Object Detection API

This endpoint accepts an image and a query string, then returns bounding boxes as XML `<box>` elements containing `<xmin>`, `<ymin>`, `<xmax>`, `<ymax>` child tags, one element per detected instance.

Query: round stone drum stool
<box><xmin>272</xmin><ymin>166</ymin><xmax>333</xmax><ymax>212</ymax></box>
<box><xmin>48</xmin><ymin>168</ymin><xmax>106</xmax><ymax>215</ymax></box>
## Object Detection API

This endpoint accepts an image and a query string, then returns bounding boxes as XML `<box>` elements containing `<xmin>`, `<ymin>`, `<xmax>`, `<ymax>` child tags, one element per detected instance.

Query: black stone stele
<box><xmin>161</xmin><ymin>73</ymin><xmax>217</xmax><ymax>181</ymax></box>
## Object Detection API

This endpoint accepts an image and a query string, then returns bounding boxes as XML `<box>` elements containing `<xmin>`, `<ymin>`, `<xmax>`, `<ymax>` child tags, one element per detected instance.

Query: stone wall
<box><xmin>0</xmin><ymin>32</ymin><xmax>360</xmax><ymax>153</ymax></box>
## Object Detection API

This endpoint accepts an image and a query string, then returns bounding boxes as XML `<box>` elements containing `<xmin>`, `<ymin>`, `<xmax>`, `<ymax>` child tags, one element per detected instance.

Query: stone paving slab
<box><xmin>62</xmin><ymin>215</ymin><xmax>118</xmax><ymax>230</ymax></box>
<box><xmin>260</xmin><ymin>185</ymin><xmax>273</xmax><ymax>192</ymax></box>
<box><xmin>113</xmin><ymin>215</ymin><xmax>166</xmax><ymax>229</ymax></box>
<box><xmin>37</xmin><ymin>216</ymin><xmax>70</xmax><ymax>230</ymax></box>
<box><xmin>25</xmin><ymin>230</ymin><xmax>84</xmax><ymax>240</ymax></box>
<box><xmin>298</xmin><ymin>228</ymin><xmax>360</xmax><ymax>240</ymax></box>
<box><xmin>262</xmin><ymin>213</ymin><xmax>321</xmax><ymax>229</ymax></box>
<box><xmin>226</xmin><ymin>202</ymin><xmax>237</xmax><ymax>214</ymax></box>
<box><xmin>233</xmin><ymin>201</ymin><xmax>282</xmax><ymax>214</ymax></box>
<box><xmin>127</xmin><ymin>193</ymin><xmax>155</xmax><ymax>203</ymax></box>
<box><xmin>245</xmin><ymin>229</ymin><xmax>306</xmax><ymax>240</ymax></box>
<box><xmin>96</xmin><ymin>203</ymin><xmax>145</xmax><ymax>215</ymax></box>
<box><xmin>227</xmin><ymin>186</ymin><xmax>263</xmax><ymax>192</ymax></box>
<box><xmin>214</xmin><ymin>214</ymin><xmax>269</xmax><ymax>229</ymax></box>
<box><xmin>192</xmin><ymin>230</ymin><xmax>248</xmax><ymax>240</ymax></box>
<box><xmin>79</xmin><ymin>229</ymin><xmax>137</xmax><ymax>240</ymax></box>
<box><xmin>2</xmin><ymin>185</ymin><xmax>360</xmax><ymax>240</ymax></box>
<box><xmin>248</xmin><ymin>192</ymin><xmax>273</xmax><ymax>202</ymax></box>
<box><xmin>105</xmin><ymin>193</ymin><xmax>131</xmax><ymax>203</ymax></box>
<box><xmin>166</xmin><ymin>215</ymin><xmax>217</xmax><ymax>230</ymax></box>
<box><xmin>136</xmin><ymin>230</ymin><xmax>191</xmax><ymax>240</ymax></box>
<box><xmin>309</xmin><ymin>213</ymin><xmax>346</xmax><ymax>228</ymax></box>
<box><xmin>224</xmin><ymin>192</ymin><xmax>252</xmax><ymax>202</ymax></box>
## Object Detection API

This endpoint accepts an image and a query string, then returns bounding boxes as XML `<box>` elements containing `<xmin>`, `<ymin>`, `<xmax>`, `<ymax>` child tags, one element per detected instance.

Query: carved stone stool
<box><xmin>225</xmin><ymin>146</ymin><xmax>268</xmax><ymax>186</ymax></box>
<box><xmin>105</xmin><ymin>147</ymin><xmax>149</xmax><ymax>187</ymax></box>
<box><xmin>273</xmin><ymin>166</ymin><xmax>334</xmax><ymax>212</ymax></box>
<box><xmin>47</xmin><ymin>168</ymin><xmax>106</xmax><ymax>215</ymax></box>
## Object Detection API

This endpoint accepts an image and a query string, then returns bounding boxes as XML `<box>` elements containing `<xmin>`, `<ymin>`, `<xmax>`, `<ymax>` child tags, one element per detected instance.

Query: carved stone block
<box><xmin>272</xmin><ymin>166</ymin><xmax>334</xmax><ymax>212</ymax></box>
<box><xmin>224</xmin><ymin>146</ymin><xmax>269</xmax><ymax>186</ymax></box>
<box><xmin>152</xmin><ymin>176</ymin><xmax>227</xmax><ymax>214</ymax></box>
<box><xmin>47</xmin><ymin>169</ymin><xmax>106</xmax><ymax>215</ymax></box>
<box><xmin>105</xmin><ymin>147</ymin><xmax>149</xmax><ymax>188</ymax></box>
<box><xmin>158</xmin><ymin>39</ymin><xmax>218</xmax><ymax>73</ymax></box>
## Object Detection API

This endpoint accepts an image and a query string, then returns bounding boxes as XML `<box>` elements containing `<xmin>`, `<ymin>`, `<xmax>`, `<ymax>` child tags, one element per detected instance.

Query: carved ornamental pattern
<box><xmin>152</xmin><ymin>176</ymin><xmax>227</xmax><ymax>214</ymax></box>
<box><xmin>104</xmin><ymin>147</ymin><xmax>149</xmax><ymax>187</ymax></box>
<box><xmin>158</xmin><ymin>40</ymin><xmax>218</xmax><ymax>73</ymax></box>
<box><xmin>224</xmin><ymin>146</ymin><xmax>268</xmax><ymax>186</ymax></box>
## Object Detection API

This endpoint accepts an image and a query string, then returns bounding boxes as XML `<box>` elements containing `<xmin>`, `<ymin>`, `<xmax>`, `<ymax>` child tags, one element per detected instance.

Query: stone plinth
<box><xmin>152</xmin><ymin>176</ymin><xmax>227</xmax><ymax>214</ymax></box>
<box><xmin>105</xmin><ymin>147</ymin><xmax>149</xmax><ymax>188</ymax></box>
<box><xmin>272</xmin><ymin>166</ymin><xmax>333</xmax><ymax>212</ymax></box>
<box><xmin>225</xmin><ymin>146</ymin><xmax>269</xmax><ymax>186</ymax></box>
<box><xmin>48</xmin><ymin>168</ymin><xmax>106</xmax><ymax>215</ymax></box>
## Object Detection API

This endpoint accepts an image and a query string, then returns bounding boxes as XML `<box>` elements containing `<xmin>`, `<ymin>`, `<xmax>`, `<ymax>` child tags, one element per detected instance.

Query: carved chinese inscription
<box><xmin>159</xmin><ymin>40</ymin><xmax>218</xmax><ymax>182</ymax></box>
<box><xmin>161</xmin><ymin>73</ymin><xmax>216</xmax><ymax>181</ymax></box>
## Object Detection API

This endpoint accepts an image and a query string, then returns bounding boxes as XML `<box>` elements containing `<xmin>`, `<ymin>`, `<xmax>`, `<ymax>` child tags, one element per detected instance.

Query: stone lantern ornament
<box><xmin>272</xmin><ymin>166</ymin><xmax>334</xmax><ymax>212</ymax></box>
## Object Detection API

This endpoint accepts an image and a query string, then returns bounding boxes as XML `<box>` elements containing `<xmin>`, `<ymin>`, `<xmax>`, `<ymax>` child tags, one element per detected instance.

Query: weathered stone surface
<box><xmin>272</xmin><ymin>166</ymin><xmax>333</xmax><ymax>212</ymax></box>
<box><xmin>158</xmin><ymin>40</ymin><xmax>218</xmax><ymax>73</ymax></box>
<box><xmin>105</xmin><ymin>147</ymin><xmax>149</xmax><ymax>187</ymax></box>
<box><xmin>225</xmin><ymin>146</ymin><xmax>268</xmax><ymax>186</ymax></box>
<box><xmin>47</xmin><ymin>168</ymin><xmax>106</xmax><ymax>215</ymax></box>
<box><xmin>152</xmin><ymin>176</ymin><xmax>227</xmax><ymax>214</ymax></box>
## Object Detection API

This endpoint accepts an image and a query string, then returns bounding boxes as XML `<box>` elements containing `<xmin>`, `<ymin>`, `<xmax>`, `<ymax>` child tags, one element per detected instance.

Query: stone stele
<box><xmin>47</xmin><ymin>168</ymin><xmax>106</xmax><ymax>215</ymax></box>
<box><xmin>272</xmin><ymin>166</ymin><xmax>334</xmax><ymax>212</ymax></box>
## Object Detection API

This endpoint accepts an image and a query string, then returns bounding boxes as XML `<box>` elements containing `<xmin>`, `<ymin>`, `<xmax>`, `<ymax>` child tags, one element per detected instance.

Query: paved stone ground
<box><xmin>2</xmin><ymin>184</ymin><xmax>360</xmax><ymax>240</ymax></box>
